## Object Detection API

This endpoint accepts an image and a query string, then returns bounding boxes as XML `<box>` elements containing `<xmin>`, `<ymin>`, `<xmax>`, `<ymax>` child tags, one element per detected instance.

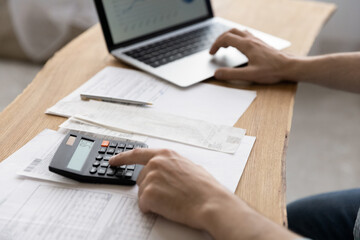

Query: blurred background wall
<box><xmin>0</xmin><ymin>0</ymin><xmax>359</xmax><ymax>203</ymax></box>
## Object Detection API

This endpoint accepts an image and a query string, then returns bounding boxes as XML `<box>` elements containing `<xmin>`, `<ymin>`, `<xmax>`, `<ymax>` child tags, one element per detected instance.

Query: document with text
<box><xmin>0</xmin><ymin>181</ymin><xmax>157</xmax><ymax>240</ymax></box>
<box><xmin>46</xmin><ymin>67</ymin><xmax>256</xmax><ymax>126</ymax></box>
<box><xmin>60</xmin><ymin>117</ymin><xmax>148</xmax><ymax>142</ymax></box>
<box><xmin>17</xmin><ymin>128</ymin><xmax>255</xmax><ymax>193</ymax></box>
<box><xmin>1</xmin><ymin>129</ymin><xmax>255</xmax><ymax>240</ymax></box>
<box><xmin>71</xmin><ymin>100</ymin><xmax>246</xmax><ymax>153</ymax></box>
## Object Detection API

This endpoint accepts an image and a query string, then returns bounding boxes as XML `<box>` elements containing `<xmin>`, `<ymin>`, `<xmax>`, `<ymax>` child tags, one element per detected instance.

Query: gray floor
<box><xmin>0</xmin><ymin>59</ymin><xmax>41</xmax><ymax>111</ymax></box>
<box><xmin>286</xmin><ymin>0</ymin><xmax>360</xmax><ymax>203</ymax></box>
<box><xmin>286</xmin><ymin>83</ymin><xmax>360</xmax><ymax>203</ymax></box>
<box><xmin>0</xmin><ymin>0</ymin><xmax>359</xmax><ymax>204</ymax></box>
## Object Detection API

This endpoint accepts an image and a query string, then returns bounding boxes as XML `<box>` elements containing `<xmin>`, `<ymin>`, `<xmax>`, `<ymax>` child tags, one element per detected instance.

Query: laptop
<box><xmin>94</xmin><ymin>0</ymin><xmax>291</xmax><ymax>87</ymax></box>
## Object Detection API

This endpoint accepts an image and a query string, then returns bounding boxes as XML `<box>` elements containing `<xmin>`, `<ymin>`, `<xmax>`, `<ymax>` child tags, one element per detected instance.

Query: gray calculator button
<box><xmin>115</xmin><ymin>149</ymin><xmax>123</xmax><ymax>155</ymax></box>
<box><xmin>118</xmin><ymin>143</ymin><xmax>126</xmax><ymax>148</ymax></box>
<box><xmin>98</xmin><ymin>168</ymin><xmax>106</xmax><ymax>175</ymax></box>
<box><xmin>96</xmin><ymin>155</ymin><xmax>103</xmax><ymax>160</ymax></box>
<box><xmin>107</xmin><ymin>168</ymin><xmax>116</xmax><ymax>176</ymax></box>
<box><xmin>107</xmin><ymin>148</ymin><xmax>115</xmax><ymax>155</ymax></box>
<box><xmin>103</xmin><ymin>156</ymin><xmax>111</xmax><ymax>161</ymax></box>
<box><xmin>89</xmin><ymin>167</ymin><xmax>97</xmax><ymax>174</ymax></box>
<box><xmin>99</xmin><ymin>147</ymin><xmax>107</xmax><ymax>154</ymax></box>
<box><xmin>93</xmin><ymin>161</ymin><xmax>101</xmax><ymax>167</ymax></box>
<box><xmin>101</xmin><ymin>162</ymin><xmax>109</xmax><ymax>168</ymax></box>
<box><xmin>115</xmin><ymin>170</ymin><xmax>124</xmax><ymax>178</ymax></box>
<box><xmin>119</xmin><ymin>165</ymin><xmax>126</xmax><ymax>170</ymax></box>
<box><xmin>127</xmin><ymin>165</ymin><xmax>135</xmax><ymax>170</ymax></box>
<box><xmin>124</xmin><ymin>171</ymin><xmax>133</xmax><ymax>179</ymax></box>
<box><xmin>109</xmin><ymin>142</ymin><xmax>117</xmax><ymax>148</ymax></box>
<box><xmin>126</xmin><ymin>144</ymin><xmax>134</xmax><ymax>149</ymax></box>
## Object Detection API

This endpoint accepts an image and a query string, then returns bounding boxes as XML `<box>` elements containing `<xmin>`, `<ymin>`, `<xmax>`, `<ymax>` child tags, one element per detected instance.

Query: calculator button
<box><xmin>118</xmin><ymin>143</ymin><xmax>126</xmax><ymax>148</ymax></box>
<box><xmin>93</xmin><ymin>161</ymin><xmax>101</xmax><ymax>167</ymax></box>
<box><xmin>99</xmin><ymin>147</ymin><xmax>107</xmax><ymax>154</ymax></box>
<box><xmin>124</xmin><ymin>171</ymin><xmax>133</xmax><ymax>179</ymax></box>
<box><xmin>107</xmin><ymin>168</ymin><xmax>116</xmax><ymax>176</ymax></box>
<box><xmin>115</xmin><ymin>171</ymin><xmax>124</xmax><ymax>178</ymax></box>
<box><xmin>98</xmin><ymin>168</ymin><xmax>106</xmax><ymax>175</ymax></box>
<box><xmin>107</xmin><ymin>148</ymin><xmax>115</xmax><ymax>155</ymax></box>
<box><xmin>109</xmin><ymin>142</ymin><xmax>117</xmax><ymax>148</ymax></box>
<box><xmin>127</xmin><ymin>165</ymin><xmax>135</xmax><ymax>170</ymax></box>
<box><xmin>126</xmin><ymin>144</ymin><xmax>134</xmax><ymax>149</ymax></box>
<box><xmin>101</xmin><ymin>140</ymin><xmax>110</xmax><ymax>147</ymax></box>
<box><xmin>134</xmin><ymin>144</ymin><xmax>143</xmax><ymax>149</ymax></box>
<box><xmin>101</xmin><ymin>162</ymin><xmax>109</xmax><ymax>168</ymax></box>
<box><xmin>115</xmin><ymin>149</ymin><xmax>123</xmax><ymax>155</ymax></box>
<box><xmin>119</xmin><ymin>165</ymin><xmax>127</xmax><ymax>170</ymax></box>
<box><xmin>89</xmin><ymin>167</ymin><xmax>97</xmax><ymax>174</ymax></box>
<box><xmin>124</xmin><ymin>148</ymin><xmax>132</xmax><ymax>152</ymax></box>
<box><xmin>103</xmin><ymin>155</ymin><xmax>111</xmax><ymax>161</ymax></box>
<box><xmin>96</xmin><ymin>155</ymin><xmax>103</xmax><ymax>160</ymax></box>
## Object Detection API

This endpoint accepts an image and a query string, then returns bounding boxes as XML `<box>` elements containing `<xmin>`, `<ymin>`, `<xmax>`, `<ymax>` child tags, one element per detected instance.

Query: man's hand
<box><xmin>109</xmin><ymin>149</ymin><xmax>299</xmax><ymax>240</ymax></box>
<box><xmin>210</xmin><ymin>29</ymin><xmax>292</xmax><ymax>84</ymax></box>
<box><xmin>109</xmin><ymin>149</ymin><xmax>232</xmax><ymax>231</ymax></box>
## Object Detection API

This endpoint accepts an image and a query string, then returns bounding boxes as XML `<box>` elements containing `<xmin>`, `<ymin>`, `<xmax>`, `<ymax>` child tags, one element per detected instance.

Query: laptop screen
<box><xmin>102</xmin><ymin>0</ymin><xmax>210</xmax><ymax>46</ymax></box>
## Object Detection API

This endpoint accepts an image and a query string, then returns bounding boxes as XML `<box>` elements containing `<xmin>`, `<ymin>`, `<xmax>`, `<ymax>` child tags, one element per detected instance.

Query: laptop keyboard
<box><xmin>124</xmin><ymin>23</ymin><xmax>229</xmax><ymax>68</ymax></box>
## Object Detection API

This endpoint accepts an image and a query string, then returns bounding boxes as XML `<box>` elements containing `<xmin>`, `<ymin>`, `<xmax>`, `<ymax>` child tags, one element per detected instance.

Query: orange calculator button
<box><xmin>101</xmin><ymin>140</ymin><xmax>110</xmax><ymax>147</ymax></box>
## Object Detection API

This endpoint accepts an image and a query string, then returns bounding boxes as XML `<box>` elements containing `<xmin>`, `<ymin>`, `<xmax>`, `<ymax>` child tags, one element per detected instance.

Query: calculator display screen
<box><xmin>67</xmin><ymin>139</ymin><xmax>94</xmax><ymax>171</ymax></box>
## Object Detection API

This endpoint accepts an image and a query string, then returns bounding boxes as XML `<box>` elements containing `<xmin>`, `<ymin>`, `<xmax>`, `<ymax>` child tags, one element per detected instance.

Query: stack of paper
<box><xmin>0</xmin><ymin>129</ymin><xmax>255</xmax><ymax>240</ymax></box>
<box><xmin>46</xmin><ymin>67</ymin><xmax>257</xmax><ymax>126</ymax></box>
<box><xmin>46</xmin><ymin>67</ymin><xmax>256</xmax><ymax>153</ymax></box>
<box><xmin>0</xmin><ymin>67</ymin><xmax>258</xmax><ymax>239</ymax></box>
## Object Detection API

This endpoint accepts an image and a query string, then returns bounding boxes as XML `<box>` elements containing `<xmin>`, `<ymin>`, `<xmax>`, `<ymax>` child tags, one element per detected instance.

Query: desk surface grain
<box><xmin>0</xmin><ymin>0</ymin><xmax>335</xmax><ymax>226</ymax></box>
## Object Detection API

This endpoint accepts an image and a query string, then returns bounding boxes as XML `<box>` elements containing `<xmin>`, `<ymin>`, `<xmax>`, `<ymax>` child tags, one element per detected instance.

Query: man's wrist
<box><xmin>280</xmin><ymin>55</ymin><xmax>305</xmax><ymax>83</ymax></box>
<box><xmin>198</xmin><ymin>190</ymin><xmax>232</xmax><ymax>233</ymax></box>
<box><xmin>197</xmin><ymin>190</ymin><xmax>300</xmax><ymax>240</ymax></box>
<box><xmin>198</xmin><ymin>191</ymin><xmax>250</xmax><ymax>239</ymax></box>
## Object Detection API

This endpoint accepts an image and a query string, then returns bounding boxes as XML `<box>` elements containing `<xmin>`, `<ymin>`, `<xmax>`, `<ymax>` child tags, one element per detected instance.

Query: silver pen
<box><xmin>80</xmin><ymin>93</ymin><xmax>153</xmax><ymax>106</ymax></box>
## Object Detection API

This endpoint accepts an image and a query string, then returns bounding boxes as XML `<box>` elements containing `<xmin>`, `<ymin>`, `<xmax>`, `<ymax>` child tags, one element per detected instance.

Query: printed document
<box><xmin>60</xmin><ymin>117</ymin><xmax>148</xmax><ymax>142</ymax></box>
<box><xmin>46</xmin><ymin>67</ymin><xmax>256</xmax><ymax>126</ymax></box>
<box><xmin>17</xmin><ymin>129</ymin><xmax>255</xmax><ymax>193</ymax></box>
<box><xmin>2</xmin><ymin>129</ymin><xmax>255</xmax><ymax>240</ymax></box>
<box><xmin>0</xmin><ymin>181</ymin><xmax>157</xmax><ymax>240</ymax></box>
<box><xmin>69</xmin><ymin>100</ymin><xmax>245</xmax><ymax>153</ymax></box>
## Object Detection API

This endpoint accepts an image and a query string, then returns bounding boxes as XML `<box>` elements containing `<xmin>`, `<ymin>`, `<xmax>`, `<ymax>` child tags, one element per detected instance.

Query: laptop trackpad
<box><xmin>155</xmin><ymin>47</ymin><xmax>249</xmax><ymax>87</ymax></box>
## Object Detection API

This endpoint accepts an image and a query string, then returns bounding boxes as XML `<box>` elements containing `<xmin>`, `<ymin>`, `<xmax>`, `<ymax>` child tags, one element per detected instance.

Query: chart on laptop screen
<box><xmin>103</xmin><ymin>0</ymin><xmax>209</xmax><ymax>44</ymax></box>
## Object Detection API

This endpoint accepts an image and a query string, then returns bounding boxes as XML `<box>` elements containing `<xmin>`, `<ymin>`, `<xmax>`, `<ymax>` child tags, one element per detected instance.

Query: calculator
<box><xmin>49</xmin><ymin>131</ymin><xmax>147</xmax><ymax>185</ymax></box>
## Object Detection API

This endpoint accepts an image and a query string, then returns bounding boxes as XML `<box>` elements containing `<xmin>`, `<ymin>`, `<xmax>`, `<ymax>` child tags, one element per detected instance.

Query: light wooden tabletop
<box><xmin>0</xmin><ymin>0</ymin><xmax>335</xmax><ymax>226</ymax></box>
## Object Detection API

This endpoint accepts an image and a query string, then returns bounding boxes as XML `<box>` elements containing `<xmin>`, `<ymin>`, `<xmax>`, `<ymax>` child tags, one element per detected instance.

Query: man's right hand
<box><xmin>109</xmin><ymin>148</ymin><xmax>300</xmax><ymax>240</ymax></box>
<box><xmin>109</xmin><ymin>148</ymin><xmax>233</xmax><ymax>231</ymax></box>
<box><xmin>210</xmin><ymin>29</ymin><xmax>294</xmax><ymax>84</ymax></box>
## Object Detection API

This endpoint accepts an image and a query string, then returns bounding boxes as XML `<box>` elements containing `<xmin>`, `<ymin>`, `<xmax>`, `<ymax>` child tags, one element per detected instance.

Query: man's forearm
<box><xmin>284</xmin><ymin>52</ymin><xmax>360</xmax><ymax>93</ymax></box>
<box><xmin>201</xmin><ymin>193</ymin><xmax>299</xmax><ymax>240</ymax></box>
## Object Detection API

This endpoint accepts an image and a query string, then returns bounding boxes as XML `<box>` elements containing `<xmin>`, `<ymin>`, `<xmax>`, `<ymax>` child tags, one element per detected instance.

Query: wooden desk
<box><xmin>0</xmin><ymin>0</ymin><xmax>334</xmax><ymax>226</ymax></box>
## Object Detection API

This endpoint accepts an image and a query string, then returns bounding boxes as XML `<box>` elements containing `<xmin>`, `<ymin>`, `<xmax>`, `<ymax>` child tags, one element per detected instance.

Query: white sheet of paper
<box><xmin>145</xmin><ymin>136</ymin><xmax>255</xmax><ymax>193</ymax></box>
<box><xmin>0</xmin><ymin>129</ymin><xmax>65</xmax><ymax>202</ymax></box>
<box><xmin>46</xmin><ymin>67</ymin><xmax>256</xmax><ymax>126</ymax></box>
<box><xmin>0</xmin><ymin>181</ymin><xmax>157</xmax><ymax>240</ymax></box>
<box><xmin>70</xmin><ymin>100</ymin><xmax>246</xmax><ymax>153</ymax></box>
<box><xmin>16</xmin><ymin>129</ymin><xmax>254</xmax><ymax>194</ymax></box>
<box><xmin>3</xmin><ymin>129</ymin><xmax>255</xmax><ymax>240</ymax></box>
<box><xmin>18</xmin><ymin>127</ymin><xmax>144</xmax><ymax>187</ymax></box>
<box><xmin>60</xmin><ymin>117</ymin><xmax>148</xmax><ymax>142</ymax></box>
